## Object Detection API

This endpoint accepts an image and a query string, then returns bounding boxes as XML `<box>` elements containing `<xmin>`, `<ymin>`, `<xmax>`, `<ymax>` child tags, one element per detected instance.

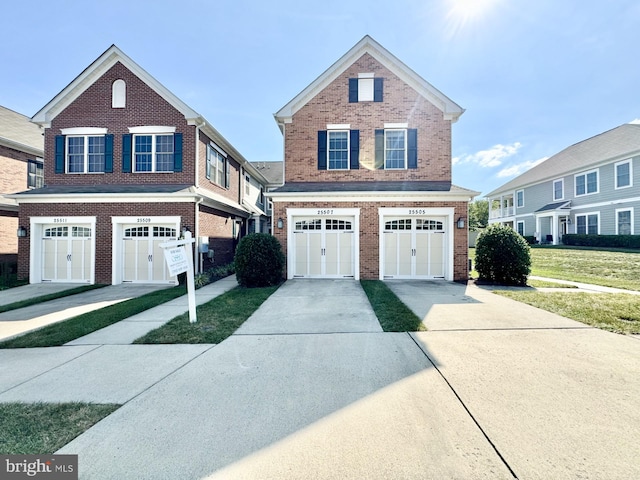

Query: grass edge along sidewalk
<box><xmin>0</xmin><ymin>284</ymin><xmax>106</xmax><ymax>314</ymax></box>
<box><xmin>134</xmin><ymin>284</ymin><xmax>279</xmax><ymax>344</ymax></box>
<box><xmin>0</xmin><ymin>286</ymin><xmax>187</xmax><ymax>349</ymax></box>
<box><xmin>0</xmin><ymin>402</ymin><xmax>120</xmax><ymax>455</ymax></box>
<box><xmin>360</xmin><ymin>280</ymin><xmax>426</xmax><ymax>332</ymax></box>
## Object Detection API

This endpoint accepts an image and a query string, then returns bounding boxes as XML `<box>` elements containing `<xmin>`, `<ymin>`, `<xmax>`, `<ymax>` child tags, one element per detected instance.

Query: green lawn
<box><xmin>0</xmin><ymin>403</ymin><xmax>119</xmax><ymax>454</ymax></box>
<box><xmin>0</xmin><ymin>286</ymin><xmax>187</xmax><ymax>348</ymax></box>
<box><xmin>134</xmin><ymin>285</ymin><xmax>279</xmax><ymax>344</ymax></box>
<box><xmin>360</xmin><ymin>280</ymin><xmax>425</xmax><ymax>332</ymax></box>
<box><xmin>495</xmin><ymin>291</ymin><xmax>640</xmax><ymax>334</ymax></box>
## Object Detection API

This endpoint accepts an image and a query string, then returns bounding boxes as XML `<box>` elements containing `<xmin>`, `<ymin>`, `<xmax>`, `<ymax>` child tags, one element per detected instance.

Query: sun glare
<box><xmin>448</xmin><ymin>0</ymin><xmax>497</xmax><ymax>23</ymax></box>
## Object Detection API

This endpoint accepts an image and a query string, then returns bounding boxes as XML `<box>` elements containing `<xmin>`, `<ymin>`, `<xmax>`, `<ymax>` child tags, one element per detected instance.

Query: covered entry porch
<box><xmin>534</xmin><ymin>201</ymin><xmax>571</xmax><ymax>245</ymax></box>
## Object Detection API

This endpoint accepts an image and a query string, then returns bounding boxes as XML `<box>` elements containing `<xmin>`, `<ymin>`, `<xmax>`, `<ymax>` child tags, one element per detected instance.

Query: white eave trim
<box><xmin>61</xmin><ymin>127</ymin><xmax>108</xmax><ymax>135</ymax></box>
<box><xmin>0</xmin><ymin>137</ymin><xmax>43</xmax><ymax>158</ymax></box>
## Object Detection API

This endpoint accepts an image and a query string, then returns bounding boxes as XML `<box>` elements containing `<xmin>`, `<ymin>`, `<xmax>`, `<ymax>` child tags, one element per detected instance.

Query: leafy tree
<box><xmin>475</xmin><ymin>223</ymin><xmax>530</xmax><ymax>286</ymax></box>
<box><xmin>468</xmin><ymin>199</ymin><xmax>489</xmax><ymax>231</ymax></box>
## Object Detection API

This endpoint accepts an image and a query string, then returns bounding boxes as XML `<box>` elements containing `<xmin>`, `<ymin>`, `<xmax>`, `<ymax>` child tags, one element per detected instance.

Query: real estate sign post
<box><xmin>160</xmin><ymin>231</ymin><xmax>197</xmax><ymax>323</ymax></box>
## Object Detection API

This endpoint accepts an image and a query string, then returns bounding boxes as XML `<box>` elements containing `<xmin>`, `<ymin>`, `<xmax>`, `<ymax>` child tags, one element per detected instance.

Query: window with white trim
<box><xmin>575</xmin><ymin>170</ymin><xmax>598</xmax><ymax>196</ymax></box>
<box><xmin>385</xmin><ymin>129</ymin><xmax>407</xmax><ymax>169</ymax></box>
<box><xmin>134</xmin><ymin>134</ymin><xmax>173</xmax><ymax>172</ymax></box>
<box><xmin>27</xmin><ymin>159</ymin><xmax>43</xmax><ymax>188</ymax></box>
<box><xmin>615</xmin><ymin>159</ymin><xmax>632</xmax><ymax>189</ymax></box>
<box><xmin>616</xmin><ymin>208</ymin><xmax>633</xmax><ymax>235</ymax></box>
<box><xmin>328</xmin><ymin>130</ymin><xmax>349</xmax><ymax>170</ymax></box>
<box><xmin>245</xmin><ymin>175</ymin><xmax>251</xmax><ymax>195</ymax></box>
<box><xmin>516</xmin><ymin>190</ymin><xmax>524</xmax><ymax>208</ymax></box>
<box><xmin>576</xmin><ymin>213</ymin><xmax>599</xmax><ymax>235</ymax></box>
<box><xmin>67</xmin><ymin>135</ymin><xmax>106</xmax><ymax>173</ymax></box>
<box><xmin>553</xmin><ymin>179</ymin><xmax>564</xmax><ymax>201</ymax></box>
<box><xmin>516</xmin><ymin>221</ymin><xmax>525</xmax><ymax>236</ymax></box>
<box><xmin>206</xmin><ymin>144</ymin><xmax>228</xmax><ymax>188</ymax></box>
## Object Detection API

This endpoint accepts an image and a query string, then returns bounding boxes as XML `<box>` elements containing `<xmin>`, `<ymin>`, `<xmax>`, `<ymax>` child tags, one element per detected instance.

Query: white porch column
<box><xmin>552</xmin><ymin>213</ymin><xmax>559</xmax><ymax>245</ymax></box>
<box><xmin>535</xmin><ymin>215</ymin><xmax>541</xmax><ymax>243</ymax></box>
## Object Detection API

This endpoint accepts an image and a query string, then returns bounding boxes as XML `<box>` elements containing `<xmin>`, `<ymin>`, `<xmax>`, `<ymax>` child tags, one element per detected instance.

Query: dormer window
<box><xmin>349</xmin><ymin>74</ymin><xmax>383</xmax><ymax>103</ymax></box>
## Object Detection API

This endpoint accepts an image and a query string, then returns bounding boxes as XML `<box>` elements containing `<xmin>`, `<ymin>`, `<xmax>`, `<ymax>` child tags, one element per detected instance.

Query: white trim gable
<box><xmin>31</xmin><ymin>45</ymin><xmax>200</xmax><ymax>128</ymax></box>
<box><xmin>274</xmin><ymin>35</ymin><xmax>464</xmax><ymax>128</ymax></box>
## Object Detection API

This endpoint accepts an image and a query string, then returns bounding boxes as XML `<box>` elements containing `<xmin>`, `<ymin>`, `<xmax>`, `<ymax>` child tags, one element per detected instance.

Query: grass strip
<box><xmin>360</xmin><ymin>280</ymin><xmax>425</xmax><ymax>332</ymax></box>
<box><xmin>526</xmin><ymin>279</ymin><xmax>577</xmax><ymax>289</ymax></box>
<box><xmin>0</xmin><ymin>402</ymin><xmax>119</xmax><ymax>454</ymax></box>
<box><xmin>0</xmin><ymin>286</ymin><xmax>187</xmax><ymax>349</ymax></box>
<box><xmin>495</xmin><ymin>290</ymin><xmax>640</xmax><ymax>334</ymax></box>
<box><xmin>0</xmin><ymin>284</ymin><xmax>106</xmax><ymax>314</ymax></box>
<box><xmin>134</xmin><ymin>285</ymin><xmax>279</xmax><ymax>344</ymax></box>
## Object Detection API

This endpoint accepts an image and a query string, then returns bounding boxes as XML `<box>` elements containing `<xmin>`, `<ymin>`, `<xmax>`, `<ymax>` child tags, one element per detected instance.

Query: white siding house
<box><xmin>486</xmin><ymin>123</ymin><xmax>640</xmax><ymax>244</ymax></box>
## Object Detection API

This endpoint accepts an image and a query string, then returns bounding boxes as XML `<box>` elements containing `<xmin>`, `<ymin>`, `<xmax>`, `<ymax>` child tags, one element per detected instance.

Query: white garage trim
<box><xmin>378</xmin><ymin>207</ymin><xmax>455</xmax><ymax>281</ymax></box>
<box><xmin>287</xmin><ymin>208</ymin><xmax>360</xmax><ymax>280</ymax></box>
<box><xmin>111</xmin><ymin>216</ymin><xmax>181</xmax><ymax>285</ymax></box>
<box><xmin>29</xmin><ymin>216</ymin><xmax>96</xmax><ymax>284</ymax></box>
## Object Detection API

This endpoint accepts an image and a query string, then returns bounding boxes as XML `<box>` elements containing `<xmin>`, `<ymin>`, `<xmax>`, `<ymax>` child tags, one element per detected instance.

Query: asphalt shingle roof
<box><xmin>0</xmin><ymin>105</ymin><xmax>44</xmax><ymax>154</ymax></box>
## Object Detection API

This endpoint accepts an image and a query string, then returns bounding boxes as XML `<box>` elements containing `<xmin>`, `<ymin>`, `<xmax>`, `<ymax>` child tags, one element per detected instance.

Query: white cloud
<box><xmin>454</xmin><ymin>142</ymin><xmax>522</xmax><ymax>168</ymax></box>
<box><xmin>629</xmin><ymin>118</ymin><xmax>640</xmax><ymax>124</ymax></box>
<box><xmin>496</xmin><ymin>156</ymin><xmax>548</xmax><ymax>178</ymax></box>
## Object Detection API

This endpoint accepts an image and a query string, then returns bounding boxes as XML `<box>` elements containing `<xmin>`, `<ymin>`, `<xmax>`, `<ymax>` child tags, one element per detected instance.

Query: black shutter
<box><xmin>407</xmin><ymin>129</ymin><xmax>418</xmax><ymax>169</ymax></box>
<box><xmin>349</xmin><ymin>130</ymin><xmax>359</xmax><ymax>170</ymax></box>
<box><xmin>348</xmin><ymin>78</ymin><xmax>358</xmax><ymax>103</ymax></box>
<box><xmin>318</xmin><ymin>130</ymin><xmax>327</xmax><ymax>170</ymax></box>
<box><xmin>374</xmin><ymin>78</ymin><xmax>383</xmax><ymax>102</ymax></box>
<box><xmin>54</xmin><ymin>135</ymin><xmax>65</xmax><ymax>173</ymax></box>
<box><xmin>173</xmin><ymin>132</ymin><xmax>183</xmax><ymax>172</ymax></box>
<box><xmin>122</xmin><ymin>134</ymin><xmax>132</xmax><ymax>173</ymax></box>
<box><xmin>374</xmin><ymin>129</ymin><xmax>384</xmax><ymax>170</ymax></box>
<box><xmin>104</xmin><ymin>134</ymin><xmax>114</xmax><ymax>173</ymax></box>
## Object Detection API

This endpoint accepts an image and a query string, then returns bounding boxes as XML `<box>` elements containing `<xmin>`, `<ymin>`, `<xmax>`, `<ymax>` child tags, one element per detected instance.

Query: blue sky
<box><xmin>1</xmin><ymin>0</ymin><xmax>638</xmax><ymax>197</ymax></box>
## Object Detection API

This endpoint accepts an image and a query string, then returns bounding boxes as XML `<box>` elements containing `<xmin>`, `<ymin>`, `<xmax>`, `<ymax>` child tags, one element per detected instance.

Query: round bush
<box><xmin>475</xmin><ymin>224</ymin><xmax>531</xmax><ymax>286</ymax></box>
<box><xmin>234</xmin><ymin>233</ymin><xmax>285</xmax><ymax>287</ymax></box>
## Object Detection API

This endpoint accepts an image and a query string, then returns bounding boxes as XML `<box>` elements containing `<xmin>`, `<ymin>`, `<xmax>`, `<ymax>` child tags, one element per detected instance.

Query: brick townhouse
<box><xmin>269</xmin><ymin>36</ymin><xmax>478</xmax><ymax>281</ymax></box>
<box><xmin>9</xmin><ymin>45</ymin><xmax>272</xmax><ymax>285</ymax></box>
<box><xmin>0</xmin><ymin>106</ymin><xmax>44</xmax><ymax>262</ymax></box>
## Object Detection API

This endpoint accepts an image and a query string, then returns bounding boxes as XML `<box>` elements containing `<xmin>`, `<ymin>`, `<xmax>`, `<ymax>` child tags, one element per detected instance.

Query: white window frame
<box><xmin>132</xmin><ymin>133</ymin><xmax>174</xmax><ymax>173</ymax></box>
<box><xmin>245</xmin><ymin>174</ymin><xmax>251</xmax><ymax>195</ymax></box>
<box><xmin>615</xmin><ymin>159</ymin><xmax>633</xmax><ymax>190</ymax></box>
<box><xmin>516</xmin><ymin>190</ymin><xmax>524</xmax><ymax>208</ymax></box>
<box><xmin>28</xmin><ymin>159</ymin><xmax>44</xmax><ymax>188</ymax></box>
<box><xmin>553</xmin><ymin>178</ymin><xmax>564</xmax><ymax>201</ymax></box>
<box><xmin>575</xmin><ymin>211</ymin><xmax>600</xmax><ymax>235</ymax></box>
<box><xmin>357</xmin><ymin>73</ymin><xmax>374</xmax><ymax>102</ymax></box>
<box><xmin>516</xmin><ymin>221</ymin><xmax>525</xmax><ymax>236</ymax></box>
<box><xmin>384</xmin><ymin>129</ymin><xmax>408</xmax><ymax>170</ymax></box>
<box><xmin>574</xmin><ymin>169</ymin><xmax>599</xmax><ymax>197</ymax></box>
<box><xmin>66</xmin><ymin>135</ymin><xmax>106</xmax><ymax>174</ymax></box>
<box><xmin>327</xmin><ymin>130</ymin><xmax>350</xmax><ymax>170</ymax></box>
<box><xmin>615</xmin><ymin>207</ymin><xmax>634</xmax><ymax>235</ymax></box>
<box><xmin>206</xmin><ymin>144</ymin><xmax>227</xmax><ymax>188</ymax></box>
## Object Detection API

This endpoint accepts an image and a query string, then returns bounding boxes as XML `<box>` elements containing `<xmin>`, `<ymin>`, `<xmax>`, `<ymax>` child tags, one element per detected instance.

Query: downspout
<box><xmin>194</xmin><ymin>196</ymin><xmax>203</xmax><ymax>274</ymax></box>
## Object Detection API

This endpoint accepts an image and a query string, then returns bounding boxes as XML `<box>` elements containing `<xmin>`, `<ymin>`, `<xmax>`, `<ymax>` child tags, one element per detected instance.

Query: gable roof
<box><xmin>0</xmin><ymin>105</ymin><xmax>43</xmax><ymax>157</ymax></box>
<box><xmin>273</xmin><ymin>35</ymin><xmax>464</xmax><ymax>129</ymax></box>
<box><xmin>486</xmin><ymin>123</ymin><xmax>640</xmax><ymax>197</ymax></box>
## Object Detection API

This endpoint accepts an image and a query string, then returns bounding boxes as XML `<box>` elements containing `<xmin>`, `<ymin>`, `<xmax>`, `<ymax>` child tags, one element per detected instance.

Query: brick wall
<box><xmin>198</xmin><ymin>205</ymin><xmax>239</xmax><ymax>268</ymax></box>
<box><xmin>273</xmin><ymin>200</ymin><xmax>469</xmax><ymax>281</ymax></box>
<box><xmin>1</xmin><ymin>146</ymin><xmax>34</xmax><ymax>254</ymax></box>
<box><xmin>0</xmin><ymin>212</ymin><xmax>18</xmax><ymax>254</ymax></box>
<box><xmin>196</xmin><ymin>130</ymin><xmax>242</xmax><ymax>205</ymax></box>
<box><xmin>45</xmin><ymin>62</ymin><xmax>195</xmax><ymax>186</ymax></box>
<box><xmin>284</xmin><ymin>53</ymin><xmax>452</xmax><ymax>183</ymax></box>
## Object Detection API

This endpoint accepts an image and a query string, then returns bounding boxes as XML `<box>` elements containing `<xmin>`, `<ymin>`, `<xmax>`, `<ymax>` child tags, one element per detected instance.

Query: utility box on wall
<box><xmin>198</xmin><ymin>237</ymin><xmax>209</xmax><ymax>253</ymax></box>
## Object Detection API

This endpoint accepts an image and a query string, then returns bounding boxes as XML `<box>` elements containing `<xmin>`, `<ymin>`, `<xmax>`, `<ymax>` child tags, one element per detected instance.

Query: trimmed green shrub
<box><xmin>523</xmin><ymin>235</ymin><xmax>537</xmax><ymax>245</ymax></box>
<box><xmin>475</xmin><ymin>224</ymin><xmax>531</xmax><ymax>286</ymax></box>
<box><xmin>234</xmin><ymin>233</ymin><xmax>284</xmax><ymax>287</ymax></box>
<box><xmin>562</xmin><ymin>234</ymin><xmax>640</xmax><ymax>249</ymax></box>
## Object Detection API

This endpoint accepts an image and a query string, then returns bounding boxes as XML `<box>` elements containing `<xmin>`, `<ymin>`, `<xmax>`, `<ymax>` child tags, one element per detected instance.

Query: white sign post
<box><xmin>160</xmin><ymin>231</ymin><xmax>197</xmax><ymax>323</ymax></box>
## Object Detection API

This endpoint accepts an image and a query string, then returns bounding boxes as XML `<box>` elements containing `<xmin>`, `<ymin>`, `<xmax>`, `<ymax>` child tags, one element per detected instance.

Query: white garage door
<box><xmin>41</xmin><ymin>225</ymin><xmax>93</xmax><ymax>283</ymax></box>
<box><xmin>122</xmin><ymin>225</ymin><xmax>177</xmax><ymax>283</ymax></box>
<box><xmin>292</xmin><ymin>217</ymin><xmax>355</xmax><ymax>278</ymax></box>
<box><xmin>383</xmin><ymin>217</ymin><xmax>446</xmax><ymax>279</ymax></box>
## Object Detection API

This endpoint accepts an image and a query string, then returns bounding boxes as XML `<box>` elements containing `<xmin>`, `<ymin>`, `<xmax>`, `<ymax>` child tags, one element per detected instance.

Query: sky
<box><xmin>1</xmin><ymin>0</ymin><xmax>639</xmax><ymax>197</ymax></box>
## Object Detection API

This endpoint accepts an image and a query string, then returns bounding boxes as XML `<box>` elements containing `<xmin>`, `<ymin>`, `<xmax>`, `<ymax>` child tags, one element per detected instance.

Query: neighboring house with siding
<box><xmin>269</xmin><ymin>36</ymin><xmax>478</xmax><ymax>281</ymax></box>
<box><xmin>486</xmin><ymin>123</ymin><xmax>640</xmax><ymax>244</ymax></box>
<box><xmin>0</xmin><ymin>106</ymin><xmax>44</xmax><ymax>260</ymax></box>
<box><xmin>8</xmin><ymin>45</ymin><xmax>271</xmax><ymax>285</ymax></box>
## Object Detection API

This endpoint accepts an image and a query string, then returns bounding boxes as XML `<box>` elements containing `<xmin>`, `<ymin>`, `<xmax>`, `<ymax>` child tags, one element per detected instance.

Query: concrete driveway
<box><xmin>1</xmin><ymin>279</ymin><xmax>638</xmax><ymax>479</ymax></box>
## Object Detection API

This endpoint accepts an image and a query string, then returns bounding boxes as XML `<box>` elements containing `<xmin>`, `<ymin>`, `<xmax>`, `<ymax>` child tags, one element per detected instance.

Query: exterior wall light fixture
<box><xmin>277</xmin><ymin>218</ymin><xmax>284</xmax><ymax>229</ymax></box>
<box><xmin>456</xmin><ymin>217</ymin><xmax>466</xmax><ymax>229</ymax></box>
<box><xmin>17</xmin><ymin>226</ymin><xmax>28</xmax><ymax>237</ymax></box>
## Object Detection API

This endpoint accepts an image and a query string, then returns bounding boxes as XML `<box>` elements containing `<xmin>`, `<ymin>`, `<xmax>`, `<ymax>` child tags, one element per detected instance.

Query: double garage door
<box><xmin>289</xmin><ymin>209</ymin><xmax>448</xmax><ymax>280</ymax></box>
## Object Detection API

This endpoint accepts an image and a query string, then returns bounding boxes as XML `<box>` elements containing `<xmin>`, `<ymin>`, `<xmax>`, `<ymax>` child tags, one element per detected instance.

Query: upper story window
<box><xmin>575</xmin><ymin>169</ymin><xmax>598</xmax><ymax>196</ymax></box>
<box><xmin>349</xmin><ymin>74</ymin><xmax>383</xmax><ymax>103</ymax></box>
<box><xmin>516</xmin><ymin>190</ymin><xmax>524</xmax><ymax>208</ymax></box>
<box><xmin>133</xmin><ymin>134</ymin><xmax>173</xmax><ymax>172</ymax></box>
<box><xmin>328</xmin><ymin>130</ymin><xmax>349</xmax><ymax>170</ymax></box>
<box><xmin>56</xmin><ymin>128</ymin><xmax>112</xmax><ymax>174</ymax></box>
<box><xmin>206</xmin><ymin>143</ymin><xmax>229</xmax><ymax>188</ymax></box>
<box><xmin>123</xmin><ymin>127</ymin><xmax>182</xmax><ymax>174</ymax></box>
<box><xmin>372</xmin><ymin>126</ymin><xmax>417</xmax><ymax>170</ymax></box>
<box><xmin>245</xmin><ymin>174</ymin><xmax>251</xmax><ymax>195</ymax></box>
<box><xmin>384</xmin><ymin>130</ymin><xmax>406</xmax><ymax>169</ymax></box>
<box><xmin>553</xmin><ymin>179</ymin><xmax>564</xmax><ymax>201</ymax></box>
<box><xmin>615</xmin><ymin>159</ymin><xmax>632</xmax><ymax>189</ymax></box>
<box><xmin>27</xmin><ymin>159</ymin><xmax>44</xmax><ymax>188</ymax></box>
<box><xmin>259</xmin><ymin>187</ymin><xmax>265</xmax><ymax>206</ymax></box>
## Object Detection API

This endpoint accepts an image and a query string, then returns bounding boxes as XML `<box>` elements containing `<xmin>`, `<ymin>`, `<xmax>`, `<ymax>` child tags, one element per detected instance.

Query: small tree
<box><xmin>475</xmin><ymin>224</ymin><xmax>531</xmax><ymax>286</ymax></box>
<box><xmin>468</xmin><ymin>199</ymin><xmax>489</xmax><ymax>231</ymax></box>
<box><xmin>234</xmin><ymin>233</ymin><xmax>284</xmax><ymax>287</ymax></box>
